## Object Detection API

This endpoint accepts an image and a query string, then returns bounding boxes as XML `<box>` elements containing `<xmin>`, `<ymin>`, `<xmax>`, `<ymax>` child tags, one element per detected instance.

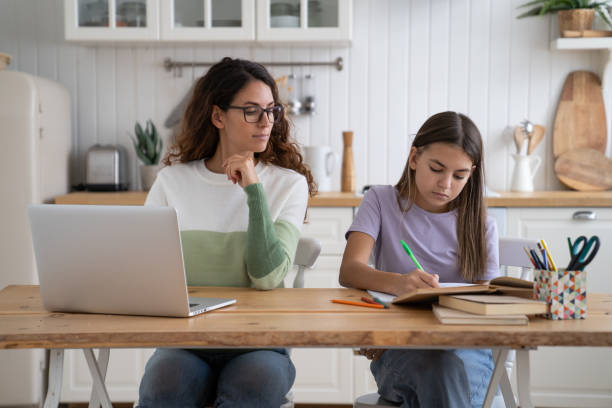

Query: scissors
<box><xmin>567</xmin><ymin>235</ymin><xmax>600</xmax><ymax>271</ymax></box>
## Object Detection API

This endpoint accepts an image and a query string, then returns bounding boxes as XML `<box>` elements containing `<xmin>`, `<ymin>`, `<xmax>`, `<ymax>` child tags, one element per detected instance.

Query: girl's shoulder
<box><xmin>361</xmin><ymin>185</ymin><xmax>403</xmax><ymax>213</ymax></box>
<box><xmin>363</xmin><ymin>185</ymin><xmax>399</xmax><ymax>204</ymax></box>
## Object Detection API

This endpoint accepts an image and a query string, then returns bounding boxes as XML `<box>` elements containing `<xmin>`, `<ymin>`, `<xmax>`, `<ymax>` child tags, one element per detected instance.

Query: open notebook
<box><xmin>368</xmin><ymin>277</ymin><xmax>534</xmax><ymax>305</ymax></box>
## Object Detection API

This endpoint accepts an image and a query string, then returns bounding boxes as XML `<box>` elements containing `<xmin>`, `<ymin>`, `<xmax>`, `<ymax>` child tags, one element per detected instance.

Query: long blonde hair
<box><xmin>395</xmin><ymin>111</ymin><xmax>487</xmax><ymax>282</ymax></box>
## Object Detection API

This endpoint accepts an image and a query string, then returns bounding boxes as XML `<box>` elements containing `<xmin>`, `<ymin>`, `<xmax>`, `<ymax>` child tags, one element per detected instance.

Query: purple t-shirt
<box><xmin>347</xmin><ymin>185</ymin><xmax>499</xmax><ymax>283</ymax></box>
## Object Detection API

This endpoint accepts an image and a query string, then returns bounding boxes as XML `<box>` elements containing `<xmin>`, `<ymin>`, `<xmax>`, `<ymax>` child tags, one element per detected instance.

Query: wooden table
<box><xmin>2</xmin><ymin>286</ymin><xmax>612</xmax><ymax>408</ymax></box>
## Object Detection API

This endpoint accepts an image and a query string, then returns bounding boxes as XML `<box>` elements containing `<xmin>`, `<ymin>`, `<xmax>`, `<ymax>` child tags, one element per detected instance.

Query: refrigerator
<box><xmin>0</xmin><ymin>70</ymin><xmax>72</xmax><ymax>406</ymax></box>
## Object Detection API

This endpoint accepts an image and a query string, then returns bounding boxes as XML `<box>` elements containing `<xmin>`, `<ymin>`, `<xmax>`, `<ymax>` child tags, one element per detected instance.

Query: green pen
<box><xmin>400</xmin><ymin>239</ymin><xmax>423</xmax><ymax>270</ymax></box>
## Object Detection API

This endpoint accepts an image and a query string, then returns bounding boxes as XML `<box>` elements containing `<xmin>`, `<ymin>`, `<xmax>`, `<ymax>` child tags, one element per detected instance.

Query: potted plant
<box><xmin>517</xmin><ymin>0</ymin><xmax>612</xmax><ymax>36</ymax></box>
<box><xmin>131</xmin><ymin>119</ymin><xmax>163</xmax><ymax>191</ymax></box>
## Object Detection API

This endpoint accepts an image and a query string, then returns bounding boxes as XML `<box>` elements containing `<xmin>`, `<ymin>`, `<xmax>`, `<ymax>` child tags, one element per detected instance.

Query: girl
<box><xmin>339</xmin><ymin>111</ymin><xmax>499</xmax><ymax>408</ymax></box>
<box><xmin>138</xmin><ymin>57</ymin><xmax>315</xmax><ymax>407</ymax></box>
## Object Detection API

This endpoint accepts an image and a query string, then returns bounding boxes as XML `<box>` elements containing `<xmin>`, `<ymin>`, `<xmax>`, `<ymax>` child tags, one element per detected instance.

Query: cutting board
<box><xmin>554</xmin><ymin>148</ymin><xmax>612</xmax><ymax>191</ymax></box>
<box><xmin>553</xmin><ymin>71</ymin><xmax>607</xmax><ymax>158</ymax></box>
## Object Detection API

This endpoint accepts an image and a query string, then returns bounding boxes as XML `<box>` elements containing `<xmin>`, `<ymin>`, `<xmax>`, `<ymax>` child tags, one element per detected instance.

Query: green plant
<box><xmin>517</xmin><ymin>0</ymin><xmax>612</xmax><ymax>27</ymax></box>
<box><xmin>131</xmin><ymin>120</ymin><xmax>162</xmax><ymax>165</ymax></box>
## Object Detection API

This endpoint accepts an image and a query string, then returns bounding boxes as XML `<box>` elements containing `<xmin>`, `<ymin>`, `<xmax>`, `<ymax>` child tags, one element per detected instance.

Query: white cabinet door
<box><xmin>65</xmin><ymin>0</ymin><xmax>159</xmax><ymax>41</ymax></box>
<box><xmin>60</xmin><ymin>348</ymin><xmax>154</xmax><ymax>402</ymax></box>
<box><xmin>284</xmin><ymin>255</ymin><xmax>355</xmax><ymax>404</ymax></box>
<box><xmin>290</xmin><ymin>207</ymin><xmax>354</xmax><ymax>403</ymax></box>
<box><xmin>507</xmin><ymin>207</ymin><xmax>612</xmax><ymax>408</ymax></box>
<box><xmin>160</xmin><ymin>0</ymin><xmax>255</xmax><ymax>41</ymax></box>
<box><xmin>302</xmin><ymin>207</ymin><xmax>354</xmax><ymax>255</ymax></box>
<box><xmin>257</xmin><ymin>0</ymin><xmax>352</xmax><ymax>43</ymax></box>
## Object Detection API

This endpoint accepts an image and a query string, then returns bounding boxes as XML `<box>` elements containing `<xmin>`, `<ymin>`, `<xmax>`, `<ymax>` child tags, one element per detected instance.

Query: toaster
<box><xmin>86</xmin><ymin>144</ymin><xmax>129</xmax><ymax>191</ymax></box>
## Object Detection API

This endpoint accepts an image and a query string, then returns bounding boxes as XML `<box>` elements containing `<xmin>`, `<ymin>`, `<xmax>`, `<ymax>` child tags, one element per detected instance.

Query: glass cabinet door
<box><xmin>65</xmin><ymin>0</ymin><xmax>159</xmax><ymax>41</ymax></box>
<box><xmin>257</xmin><ymin>0</ymin><xmax>351</xmax><ymax>43</ymax></box>
<box><xmin>160</xmin><ymin>0</ymin><xmax>255</xmax><ymax>41</ymax></box>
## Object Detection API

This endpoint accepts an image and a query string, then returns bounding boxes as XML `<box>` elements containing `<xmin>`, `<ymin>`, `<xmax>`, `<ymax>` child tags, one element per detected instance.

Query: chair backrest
<box><xmin>292</xmin><ymin>237</ymin><xmax>322</xmax><ymax>288</ymax></box>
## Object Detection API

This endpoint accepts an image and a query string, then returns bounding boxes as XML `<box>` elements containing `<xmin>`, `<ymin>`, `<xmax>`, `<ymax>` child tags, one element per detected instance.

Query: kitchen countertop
<box><xmin>54</xmin><ymin>191</ymin><xmax>612</xmax><ymax>207</ymax></box>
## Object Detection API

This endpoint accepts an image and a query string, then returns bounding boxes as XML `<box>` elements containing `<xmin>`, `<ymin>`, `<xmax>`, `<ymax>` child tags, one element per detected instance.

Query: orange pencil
<box><xmin>331</xmin><ymin>299</ymin><xmax>384</xmax><ymax>309</ymax></box>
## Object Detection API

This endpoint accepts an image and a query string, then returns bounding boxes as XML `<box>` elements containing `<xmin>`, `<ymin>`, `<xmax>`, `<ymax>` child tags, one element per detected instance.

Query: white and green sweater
<box><xmin>145</xmin><ymin>159</ymin><xmax>308</xmax><ymax>290</ymax></box>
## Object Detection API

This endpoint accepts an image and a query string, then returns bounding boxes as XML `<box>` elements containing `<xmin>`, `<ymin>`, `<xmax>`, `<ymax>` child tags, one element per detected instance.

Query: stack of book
<box><xmin>433</xmin><ymin>294</ymin><xmax>548</xmax><ymax>325</ymax></box>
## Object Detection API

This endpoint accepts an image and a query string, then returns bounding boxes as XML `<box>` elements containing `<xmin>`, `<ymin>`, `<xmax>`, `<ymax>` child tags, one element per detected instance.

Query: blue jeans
<box><xmin>138</xmin><ymin>348</ymin><xmax>295</xmax><ymax>408</ymax></box>
<box><xmin>370</xmin><ymin>348</ymin><xmax>494</xmax><ymax>408</ymax></box>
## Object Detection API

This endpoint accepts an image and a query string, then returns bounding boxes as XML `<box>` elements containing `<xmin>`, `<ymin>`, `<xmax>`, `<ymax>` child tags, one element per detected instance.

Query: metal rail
<box><xmin>163</xmin><ymin>56</ymin><xmax>343</xmax><ymax>76</ymax></box>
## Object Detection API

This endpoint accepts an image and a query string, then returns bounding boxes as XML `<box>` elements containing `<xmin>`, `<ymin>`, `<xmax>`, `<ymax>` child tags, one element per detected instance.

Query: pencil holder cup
<box><xmin>533</xmin><ymin>268</ymin><xmax>587</xmax><ymax>320</ymax></box>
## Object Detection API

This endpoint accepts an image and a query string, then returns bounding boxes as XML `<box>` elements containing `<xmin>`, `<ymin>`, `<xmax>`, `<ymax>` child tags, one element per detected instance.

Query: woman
<box><xmin>138</xmin><ymin>57</ymin><xmax>315</xmax><ymax>408</ymax></box>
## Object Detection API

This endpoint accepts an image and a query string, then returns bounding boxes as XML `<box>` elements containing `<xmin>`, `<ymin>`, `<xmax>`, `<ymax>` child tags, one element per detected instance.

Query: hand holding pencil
<box><xmin>400</xmin><ymin>239</ymin><xmax>440</xmax><ymax>289</ymax></box>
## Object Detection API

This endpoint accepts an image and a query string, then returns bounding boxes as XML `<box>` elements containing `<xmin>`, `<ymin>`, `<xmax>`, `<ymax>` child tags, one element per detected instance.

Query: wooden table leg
<box><xmin>43</xmin><ymin>349</ymin><xmax>64</xmax><ymax>408</ymax></box>
<box><xmin>83</xmin><ymin>349</ymin><xmax>113</xmax><ymax>408</ymax></box>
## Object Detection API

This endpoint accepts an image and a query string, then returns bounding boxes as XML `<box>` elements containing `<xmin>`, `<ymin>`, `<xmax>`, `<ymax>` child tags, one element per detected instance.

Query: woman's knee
<box><xmin>138</xmin><ymin>348</ymin><xmax>213</xmax><ymax>406</ymax></box>
<box><xmin>217</xmin><ymin>350</ymin><xmax>295</xmax><ymax>403</ymax></box>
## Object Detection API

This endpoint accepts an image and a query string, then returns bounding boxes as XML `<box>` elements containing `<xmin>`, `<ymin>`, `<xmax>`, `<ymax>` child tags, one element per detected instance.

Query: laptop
<box><xmin>28</xmin><ymin>204</ymin><xmax>236</xmax><ymax>317</ymax></box>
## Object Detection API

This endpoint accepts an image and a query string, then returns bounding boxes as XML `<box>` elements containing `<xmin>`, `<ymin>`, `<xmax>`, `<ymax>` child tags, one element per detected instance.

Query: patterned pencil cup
<box><xmin>533</xmin><ymin>269</ymin><xmax>587</xmax><ymax>320</ymax></box>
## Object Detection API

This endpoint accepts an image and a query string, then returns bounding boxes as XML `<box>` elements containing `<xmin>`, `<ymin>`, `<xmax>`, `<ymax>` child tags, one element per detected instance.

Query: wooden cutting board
<box><xmin>554</xmin><ymin>148</ymin><xmax>612</xmax><ymax>191</ymax></box>
<box><xmin>553</xmin><ymin>71</ymin><xmax>607</xmax><ymax>158</ymax></box>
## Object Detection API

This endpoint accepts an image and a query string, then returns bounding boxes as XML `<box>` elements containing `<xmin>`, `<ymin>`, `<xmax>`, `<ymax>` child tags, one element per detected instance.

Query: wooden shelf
<box><xmin>551</xmin><ymin>37</ymin><xmax>612</xmax><ymax>50</ymax></box>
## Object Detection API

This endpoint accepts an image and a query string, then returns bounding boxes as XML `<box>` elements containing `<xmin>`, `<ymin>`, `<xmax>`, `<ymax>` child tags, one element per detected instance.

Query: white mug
<box><xmin>303</xmin><ymin>146</ymin><xmax>338</xmax><ymax>192</ymax></box>
<box><xmin>510</xmin><ymin>154</ymin><xmax>541</xmax><ymax>192</ymax></box>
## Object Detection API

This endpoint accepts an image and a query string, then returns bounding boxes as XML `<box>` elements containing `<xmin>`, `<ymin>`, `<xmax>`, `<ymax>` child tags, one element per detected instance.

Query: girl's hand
<box><xmin>222</xmin><ymin>153</ymin><xmax>259</xmax><ymax>188</ymax></box>
<box><xmin>395</xmin><ymin>269</ymin><xmax>440</xmax><ymax>294</ymax></box>
<box><xmin>358</xmin><ymin>348</ymin><xmax>385</xmax><ymax>362</ymax></box>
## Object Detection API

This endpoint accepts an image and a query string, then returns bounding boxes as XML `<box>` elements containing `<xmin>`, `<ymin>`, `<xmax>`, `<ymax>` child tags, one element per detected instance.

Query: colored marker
<box><xmin>400</xmin><ymin>240</ymin><xmax>423</xmax><ymax>270</ymax></box>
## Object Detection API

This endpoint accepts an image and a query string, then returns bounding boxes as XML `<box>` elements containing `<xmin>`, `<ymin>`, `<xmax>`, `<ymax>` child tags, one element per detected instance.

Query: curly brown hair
<box><xmin>164</xmin><ymin>57</ymin><xmax>316</xmax><ymax>196</ymax></box>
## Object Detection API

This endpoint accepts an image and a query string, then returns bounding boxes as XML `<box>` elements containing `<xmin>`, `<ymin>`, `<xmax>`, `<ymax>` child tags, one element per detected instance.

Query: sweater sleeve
<box><xmin>243</xmin><ymin>182</ymin><xmax>302</xmax><ymax>290</ymax></box>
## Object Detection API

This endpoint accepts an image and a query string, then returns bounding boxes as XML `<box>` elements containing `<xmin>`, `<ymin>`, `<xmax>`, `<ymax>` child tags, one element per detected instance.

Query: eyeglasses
<box><xmin>225</xmin><ymin>105</ymin><xmax>284</xmax><ymax>123</ymax></box>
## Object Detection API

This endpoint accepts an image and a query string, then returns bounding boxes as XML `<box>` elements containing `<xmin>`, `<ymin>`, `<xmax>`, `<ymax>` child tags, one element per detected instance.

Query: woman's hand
<box><xmin>222</xmin><ymin>153</ymin><xmax>259</xmax><ymax>188</ymax></box>
<box><xmin>358</xmin><ymin>348</ymin><xmax>385</xmax><ymax>362</ymax></box>
<box><xmin>393</xmin><ymin>269</ymin><xmax>440</xmax><ymax>295</ymax></box>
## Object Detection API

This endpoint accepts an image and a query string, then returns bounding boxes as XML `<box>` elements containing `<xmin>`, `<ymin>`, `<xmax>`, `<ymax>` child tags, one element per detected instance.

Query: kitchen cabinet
<box><xmin>286</xmin><ymin>207</ymin><xmax>356</xmax><ymax>403</ymax></box>
<box><xmin>65</xmin><ymin>0</ymin><xmax>159</xmax><ymax>41</ymax></box>
<box><xmin>257</xmin><ymin>0</ymin><xmax>352</xmax><ymax>43</ymax></box>
<box><xmin>65</xmin><ymin>0</ymin><xmax>351</xmax><ymax>43</ymax></box>
<box><xmin>159</xmin><ymin>0</ymin><xmax>255</xmax><ymax>41</ymax></box>
<box><xmin>507</xmin><ymin>207</ymin><xmax>612</xmax><ymax>408</ymax></box>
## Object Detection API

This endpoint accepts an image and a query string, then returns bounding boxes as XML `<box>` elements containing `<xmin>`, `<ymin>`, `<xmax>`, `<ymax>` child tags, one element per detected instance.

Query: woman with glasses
<box><xmin>138</xmin><ymin>57</ymin><xmax>315</xmax><ymax>408</ymax></box>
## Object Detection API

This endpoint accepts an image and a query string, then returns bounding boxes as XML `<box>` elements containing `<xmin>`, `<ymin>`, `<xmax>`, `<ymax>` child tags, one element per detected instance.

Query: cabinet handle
<box><xmin>572</xmin><ymin>211</ymin><xmax>596</xmax><ymax>220</ymax></box>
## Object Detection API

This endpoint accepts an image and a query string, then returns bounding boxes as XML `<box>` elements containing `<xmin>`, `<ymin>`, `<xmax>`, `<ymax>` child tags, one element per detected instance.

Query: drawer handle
<box><xmin>572</xmin><ymin>211</ymin><xmax>596</xmax><ymax>220</ymax></box>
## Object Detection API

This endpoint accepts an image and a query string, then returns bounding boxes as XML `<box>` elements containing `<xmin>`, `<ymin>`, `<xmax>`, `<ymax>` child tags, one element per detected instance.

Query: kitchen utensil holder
<box><xmin>533</xmin><ymin>268</ymin><xmax>587</xmax><ymax>320</ymax></box>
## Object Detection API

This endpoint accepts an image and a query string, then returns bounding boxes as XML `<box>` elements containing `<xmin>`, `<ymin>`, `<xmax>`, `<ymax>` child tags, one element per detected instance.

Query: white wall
<box><xmin>0</xmin><ymin>0</ymin><xmax>608</xmax><ymax>192</ymax></box>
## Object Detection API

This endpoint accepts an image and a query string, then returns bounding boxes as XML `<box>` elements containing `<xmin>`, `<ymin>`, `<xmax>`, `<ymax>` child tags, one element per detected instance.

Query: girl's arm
<box><xmin>339</xmin><ymin>231</ymin><xmax>439</xmax><ymax>296</ymax></box>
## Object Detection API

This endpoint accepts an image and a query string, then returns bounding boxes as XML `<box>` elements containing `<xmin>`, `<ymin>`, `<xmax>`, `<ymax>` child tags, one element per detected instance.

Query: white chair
<box><xmin>126</xmin><ymin>237</ymin><xmax>322</xmax><ymax>408</ymax></box>
<box><xmin>354</xmin><ymin>237</ymin><xmax>538</xmax><ymax>408</ymax></box>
